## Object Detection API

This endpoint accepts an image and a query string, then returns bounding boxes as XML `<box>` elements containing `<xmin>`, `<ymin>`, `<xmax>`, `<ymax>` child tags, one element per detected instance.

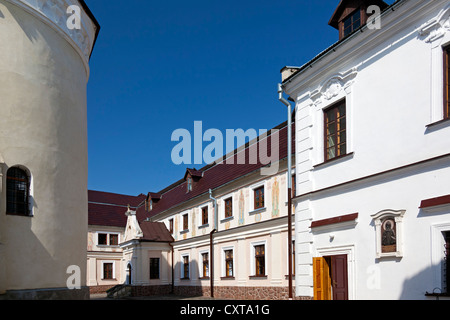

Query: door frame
<box><xmin>316</xmin><ymin>244</ymin><xmax>355</xmax><ymax>300</ymax></box>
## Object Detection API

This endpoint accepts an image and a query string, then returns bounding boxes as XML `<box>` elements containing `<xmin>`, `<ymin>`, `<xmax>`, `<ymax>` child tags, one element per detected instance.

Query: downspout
<box><xmin>209</xmin><ymin>189</ymin><xmax>218</xmax><ymax>298</ymax></box>
<box><xmin>278</xmin><ymin>83</ymin><xmax>293</xmax><ymax>300</ymax></box>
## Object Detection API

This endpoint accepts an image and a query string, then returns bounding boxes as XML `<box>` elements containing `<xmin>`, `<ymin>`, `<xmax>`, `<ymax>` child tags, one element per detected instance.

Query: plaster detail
<box><xmin>419</xmin><ymin>3</ymin><xmax>450</xmax><ymax>44</ymax></box>
<box><xmin>5</xmin><ymin>0</ymin><xmax>97</xmax><ymax>72</ymax></box>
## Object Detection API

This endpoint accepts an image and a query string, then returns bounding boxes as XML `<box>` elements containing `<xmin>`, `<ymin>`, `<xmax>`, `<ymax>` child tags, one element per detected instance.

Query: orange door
<box><xmin>313</xmin><ymin>257</ymin><xmax>331</xmax><ymax>300</ymax></box>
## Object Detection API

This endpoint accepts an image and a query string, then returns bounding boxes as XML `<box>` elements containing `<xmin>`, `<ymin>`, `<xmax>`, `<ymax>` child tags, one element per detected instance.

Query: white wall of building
<box><xmin>285</xmin><ymin>0</ymin><xmax>450</xmax><ymax>300</ymax></box>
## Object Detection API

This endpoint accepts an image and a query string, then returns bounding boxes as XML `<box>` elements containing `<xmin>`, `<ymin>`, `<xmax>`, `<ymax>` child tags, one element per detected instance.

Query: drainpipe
<box><xmin>209</xmin><ymin>189</ymin><xmax>218</xmax><ymax>298</ymax></box>
<box><xmin>278</xmin><ymin>83</ymin><xmax>293</xmax><ymax>300</ymax></box>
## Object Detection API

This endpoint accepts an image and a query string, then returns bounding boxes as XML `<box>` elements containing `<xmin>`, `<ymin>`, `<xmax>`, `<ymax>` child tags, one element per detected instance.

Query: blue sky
<box><xmin>85</xmin><ymin>0</ymin><xmax>392</xmax><ymax>196</ymax></box>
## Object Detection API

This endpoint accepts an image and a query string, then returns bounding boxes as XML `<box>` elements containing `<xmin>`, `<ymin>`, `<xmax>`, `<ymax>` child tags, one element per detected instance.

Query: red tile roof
<box><xmin>88</xmin><ymin>190</ymin><xmax>146</xmax><ymax>227</ymax></box>
<box><xmin>139</xmin><ymin>121</ymin><xmax>294</xmax><ymax>221</ymax></box>
<box><xmin>89</xmin><ymin>120</ymin><xmax>295</xmax><ymax>228</ymax></box>
<box><xmin>140</xmin><ymin>221</ymin><xmax>174</xmax><ymax>242</ymax></box>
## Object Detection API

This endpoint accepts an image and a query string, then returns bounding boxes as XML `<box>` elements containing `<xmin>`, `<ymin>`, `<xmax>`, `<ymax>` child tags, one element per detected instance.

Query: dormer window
<box><xmin>187</xmin><ymin>176</ymin><xmax>193</xmax><ymax>192</ymax></box>
<box><xmin>343</xmin><ymin>9</ymin><xmax>361</xmax><ymax>37</ymax></box>
<box><xmin>184</xmin><ymin>168</ymin><xmax>202</xmax><ymax>193</ymax></box>
<box><xmin>145</xmin><ymin>193</ymin><xmax>161</xmax><ymax>212</ymax></box>
<box><xmin>328</xmin><ymin>0</ymin><xmax>388</xmax><ymax>40</ymax></box>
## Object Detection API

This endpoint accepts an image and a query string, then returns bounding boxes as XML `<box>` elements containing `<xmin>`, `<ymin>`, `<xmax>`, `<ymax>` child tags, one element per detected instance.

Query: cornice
<box><xmin>283</xmin><ymin>0</ymin><xmax>444</xmax><ymax>96</ymax></box>
<box><xmin>5</xmin><ymin>0</ymin><xmax>99</xmax><ymax>77</ymax></box>
<box><xmin>418</xmin><ymin>3</ymin><xmax>450</xmax><ymax>45</ymax></box>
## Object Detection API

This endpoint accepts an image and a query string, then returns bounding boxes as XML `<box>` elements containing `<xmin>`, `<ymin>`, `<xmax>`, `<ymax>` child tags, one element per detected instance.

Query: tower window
<box><xmin>6</xmin><ymin>167</ymin><xmax>31</xmax><ymax>216</ymax></box>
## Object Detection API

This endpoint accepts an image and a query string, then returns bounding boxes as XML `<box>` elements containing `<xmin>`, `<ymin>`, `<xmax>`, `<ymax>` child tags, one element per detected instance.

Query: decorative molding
<box><xmin>310</xmin><ymin>67</ymin><xmax>358</xmax><ymax>106</ymax></box>
<box><xmin>371</xmin><ymin>209</ymin><xmax>405</xmax><ymax>259</ymax></box>
<box><xmin>4</xmin><ymin>0</ymin><xmax>98</xmax><ymax>74</ymax></box>
<box><xmin>418</xmin><ymin>3</ymin><xmax>450</xmax><ymax>44</ymax></box>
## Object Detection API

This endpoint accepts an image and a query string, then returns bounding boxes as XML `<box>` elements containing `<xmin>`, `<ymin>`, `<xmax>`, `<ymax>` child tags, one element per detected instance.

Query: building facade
<box><xmin>87</xmin><ymin>123</ymin><xmax>297</xmax><ymax>299</ymax></box>
<box><xmin>281</xmin><ymin>0</ymin><xmax>450</xmax><ymax>300</ymax></box>
<box><xmin>87</xmin><ymin>190</ymin><xmax>146</xmax><ymax>294</ymax></box>
<box><xmin>0</xmin><ymin>0</ymin><xmax>99</xmax><ymax>299</ymax></box>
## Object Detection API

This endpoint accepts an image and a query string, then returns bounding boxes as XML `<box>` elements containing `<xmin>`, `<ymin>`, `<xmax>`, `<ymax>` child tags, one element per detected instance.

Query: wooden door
<box><xmin>330</xmin><ymin>255</ymin><xmax>348</xmax><ymax>300</ymax></box>
<box><xmin>313</xmin><ymin>257</ymin><xmax>331</xmax><ymax>300</ymax></box>
<box><xmin>313</xmin><ymin>255</ymin><xmax>348</xmax><ymax>300</ymax></box>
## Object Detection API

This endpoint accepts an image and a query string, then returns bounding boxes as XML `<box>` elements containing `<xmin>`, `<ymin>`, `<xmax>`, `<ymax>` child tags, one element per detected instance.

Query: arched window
<box><xmin>6</xmin><ymin>167</ymin><xmax>30</xmax><ymax>216</ymax></box>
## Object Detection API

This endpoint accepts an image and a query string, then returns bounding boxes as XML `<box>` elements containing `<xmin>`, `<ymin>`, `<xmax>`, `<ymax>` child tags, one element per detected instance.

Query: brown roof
<box><xmin>139</xmin><ymin>221</ymin><xmax>174</xmax><ymax>242</ymax></box>
<box><xmin>138</xmin><ymin>121</ymin><xmax>294</xmax><ymax>221</ymax></box>
<box><xmin>89</xmin><ymin>120</ymin><xmax>295</xmax><ymax>228</ymax></box>
<box><xmin>88</xmin><ymin>190</ymin><xmax>146</xmax><ymax>227</ymax></box>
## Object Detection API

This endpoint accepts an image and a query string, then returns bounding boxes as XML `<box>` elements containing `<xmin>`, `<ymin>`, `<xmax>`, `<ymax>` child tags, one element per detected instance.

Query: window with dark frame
<box><xmin>150</xmin><ymin>258</ymin><xmax>160</xmax><ymax>279</ymax></box>
<box><xmin>103</xmin><ymin>263</ymin><xmax>113</xmax><ymax>280</ymax></box>
<box><xmin>6</xmin><ymin>167</ymin><xmax>30</xmax><ymax>216</ymax></box>
<box><xmin>324</xmin><ymin>100</ymin><xmax>347</xmax><ymax>161</ymax></box>
<box><xmin>254</xmin><ymin>186</ymin><xmax>265</xmax><ymax>210</ymax></box>
<box><xmin>202</xmin><ymin>252</ymin><xmax>209</xmax><ymax>278</ymax></box>
<box><xmin>169</xmin><ymin>218</ymin><xmax>174</xmax><ymax>234</ymax></box>
<box><xmin>444</xmin><ymin>45</ymin><xmax>450</xmax><ymax>119</ymax></box>
<box><xmin>183</xmin><ymin>213</ymin><xmax>188</xmax><ymax>231</ymax></box>
<box><xmin>225</xmin><ymin>249</ymin><xmax>233</xmax><ymax>277</ymax></box>
<box><xmin>109</xmin><ymin>234</ymin><xmax>118</xmax><ymax>246</ymax></box>
<box><xmin>98</xmin><ymin>233</ymin><xmax>108</xmax><ymax>245</ymax></box>
<box><xmin>182</xmin><ymin>256</ymin><xmax>189</xmax><ymax>279</ymax></box>
<box><xmin>202</xmin><ymin>206</ymin><xmax>208</xmax><ymax>225</ymax></box>
<box><xmin>224</xmin><ymin>197</ymin><xmax>233</xmax><ymax>218</ymax></box>
<box><xmin>255</xmin><ymin>245</ymin><xmax>265</xmax><ymax>276</ymax></box>
<box><xmin>343</xmin><ymin>9</ymin><xmax>361</xmax><ymax>37</ymax></box>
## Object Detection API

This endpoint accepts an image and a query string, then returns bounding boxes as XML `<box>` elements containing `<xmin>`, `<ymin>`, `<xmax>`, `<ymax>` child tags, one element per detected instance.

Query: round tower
<box><xmin>0</xmin><ymin>0</ymin><xmax>99</xmax><ymax>299</ymax></box>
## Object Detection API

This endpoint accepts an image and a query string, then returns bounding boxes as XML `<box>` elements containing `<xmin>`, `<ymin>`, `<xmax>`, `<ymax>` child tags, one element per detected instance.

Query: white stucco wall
<box><xmin>285</xmin><ymin>0</ymin><xmax>450</xmax><ymax>300</ymax></box>
<box><xmin>0</xmin><ymin>0</ymin><xmax>97</xmax><ymax>296</ymax></box>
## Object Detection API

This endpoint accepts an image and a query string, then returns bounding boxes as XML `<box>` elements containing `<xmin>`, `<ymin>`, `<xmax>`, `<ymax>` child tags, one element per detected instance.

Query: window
<box><xmin>224</xmin><ymin>197</ymin><xmax>233</xmax><ymax>218</ymax></box>
<box><xmin>97</xmin><ymin>233</ymin><xmax>119</xmax><ymax>246</ymax></box>
<box><xmin>6</xmin><ymin>167</ymin><xmax>30</xmax><ymax>216</ymax></box>
<box><xmin>201</xmin><ymin>206</ymin><xmax>208</xmax><ymax>226</ymax></box>
<box><xmin>181</xmin><ymin>255</ymin><xmax>190</xmax><ymax>279</ymax></box>
<box><xmin>201</xmin><ymin>252</ymin><xmax>209</xmax><ymax>278</ymax></box>
<box><xmin>224</xmin><ymin>249</ymin><xmax>234</xmax><ymax>277</ymax></box>
<box><xmin>150</xmin><ymin>258</ymin><xmax>160</xmax><ymax>279</ymax></box>
<box><xmin>254</xmin><ymin>186</ymin><xmax>265</xmax><ymax>210</ymax></box>
<box><xmin>110</xmin><ymin>234</ymin><xmax>118</xmax><ymax>246</ymax></box>
<box><xmin>98</xmin><ymin>233</ymin><xmax>108</xmax><ymax>245</ymax></box>
<box><xmin>182</xmin><ymin>213</ymin><xmax>189</xmax><ymax>231</ymax></box>
<box><xmin>187</xmin><ymin>177</ymin><xmax>193</xmax><ymax>192</ymax></box>
<box><xmin>324</xmin><ymin>101</ymin><xmax>346</xmax><ymax>161</ymax></box>
<box><xmin>103</xmin><ymin>263</ymin><xmax>113</xmax><ymax>280</ymax></box>
<box><xmin>444</xmin><ymin>45</ymin><xmax>450</xmax><ymax>119</ymax></box>
<box><xmin>169</xmin><ymin>218</ymin><xmax>174</xmax><ymax>234</ymax></box>
<box><xmin>343</xmin><ymin>9</ymin><xmax>361</xmax><ymax>37</ymax></box>
<box><xmin>254</xmin><ymin>245</ymin><xmax>266</xmax><ymax>276</ymax></box>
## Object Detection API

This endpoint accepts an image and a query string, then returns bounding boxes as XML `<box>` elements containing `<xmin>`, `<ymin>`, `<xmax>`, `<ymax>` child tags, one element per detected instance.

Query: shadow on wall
<box><xmin>173</xmin><ymin>258</ymin><xmax>208</xmax><ymax>297</ymax></box>
<box><xmin>399</xmin><ymin>263</ymin><xmax>450</xmax><ymax>300</ymax></box>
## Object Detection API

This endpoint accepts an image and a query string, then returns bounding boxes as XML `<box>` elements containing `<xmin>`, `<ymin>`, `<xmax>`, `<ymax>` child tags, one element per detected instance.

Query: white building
<box><xmin>281</xmin><ymin>0</ymin><xmax>450</xmax><ymax>300</ymax></box>
<box><xmin>0</xmin><ymin>0</ymin><xmax>99</xmax><ymax>299</ymax></box>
